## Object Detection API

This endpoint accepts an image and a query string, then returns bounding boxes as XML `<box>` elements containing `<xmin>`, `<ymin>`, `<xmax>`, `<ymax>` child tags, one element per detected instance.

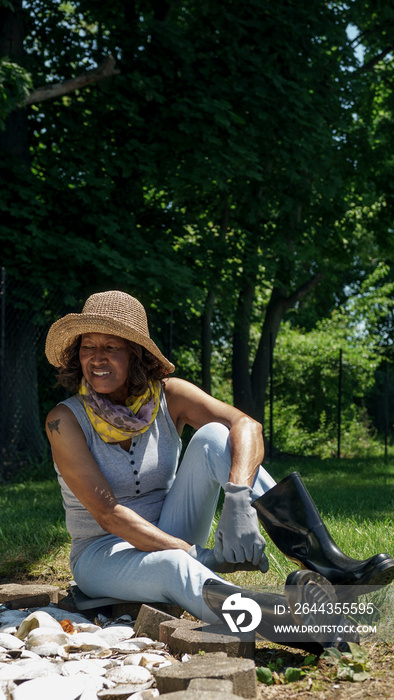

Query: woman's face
<box><xmin>79</xmin><ymin>333</ymin><xmax>131</xmax><ymax>403</ymax></box>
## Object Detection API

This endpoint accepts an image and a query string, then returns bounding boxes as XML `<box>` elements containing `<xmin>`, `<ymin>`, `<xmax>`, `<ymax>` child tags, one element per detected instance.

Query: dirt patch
<box><xmin>254</xmin><ymin>639</ymin><xmax>394</xmax><ymax>699</ymax></box>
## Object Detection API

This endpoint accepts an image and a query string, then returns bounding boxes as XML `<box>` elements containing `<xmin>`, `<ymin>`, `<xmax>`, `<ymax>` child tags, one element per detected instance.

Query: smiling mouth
<box><xmin>92</xmin><ymin>371</ymin><xmax>111</xmax><ymax>377</ymax></box>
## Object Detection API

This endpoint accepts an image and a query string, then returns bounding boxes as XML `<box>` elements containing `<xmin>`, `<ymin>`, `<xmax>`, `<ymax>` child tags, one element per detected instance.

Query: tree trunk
<box><xmin>232</xmin><ymin>280</ymin><xmax>257</xmax><ymax>416</ymax></box>
<box><xmin>251</xmin><ymin>272</ymin><xmax>325</xmax><ymax>423</ymax></box>
<box><xmin>201</xmin><ymin>288</ymin><xmax>215</xmax><ymax>394</ymax></box>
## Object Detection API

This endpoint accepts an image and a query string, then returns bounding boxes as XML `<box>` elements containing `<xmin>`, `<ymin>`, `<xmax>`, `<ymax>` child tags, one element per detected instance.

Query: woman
<box><xmin>45</xmin><ymin>291</ymin><xmax>393</xmax><ymax>637</ymax></box>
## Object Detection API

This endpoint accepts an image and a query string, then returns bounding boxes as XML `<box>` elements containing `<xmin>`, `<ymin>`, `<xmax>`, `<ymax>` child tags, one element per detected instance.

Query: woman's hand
<box><xmin>46</xmin><ymin>404</ymin><xmax>191</xmax><ymax>553</ymax></box>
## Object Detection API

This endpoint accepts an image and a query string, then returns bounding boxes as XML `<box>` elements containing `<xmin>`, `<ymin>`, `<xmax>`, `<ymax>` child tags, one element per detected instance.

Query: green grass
<box><xmin>1</xmin><ymin>456</ymin><xmax>393</xmax><ymax>590</ymax></box>
<box><xmin>0</xmin><ymin>480</ymin><xmax>71</xmax><ymax>582</ymax></box>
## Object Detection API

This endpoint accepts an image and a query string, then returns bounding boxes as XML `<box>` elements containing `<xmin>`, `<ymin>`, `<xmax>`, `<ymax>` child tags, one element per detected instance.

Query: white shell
<box><xmin>11</xmin><ymin>674</ymin><xmax>93</xmax><ymax>700</ymax></box>
<box><xmin>60</xmin><ymin>659</ymin><xmax>109</xmax><ymax>677</ymax></box>
<box><xmin>25</xmin><ymin>628</ymin><xmax>71</xmax><ymax>656</ymax></box>
<box><xmin>0</xmin><ymin>634</ymin><xmax>24</xmax><ymax>651</ymax></box>
<box><xmin>104</xmin><ymin>665</ymin><xmax>152</xmax><ymax>684</ymax></box>
<box><xmin>70</xmin><ymin>622</ymin><xmax>102</xmax><ymax>634</ymax></box>
<box><xmin>15</xmin><ymin>611</ymin><xmax>64</xmax><ymax>640</ymax></box>
<box><xmin>96</xmin><ymin>625</ymin><xmax>134</xmax><ymax>646</ymax></box>
<box><xmin>124</xmin><ymin>652</ymin><xmax>171</xmax><ymax>670</ymax></box>
<box><xmin>63</xmin><ymin>632</ymin><xmax>110</xmax><ymax>652</ymax></box>
<box><xmin>132</xmin><ymin>638</ymin><xmax>165</xmax><ymax>650</ymax></box>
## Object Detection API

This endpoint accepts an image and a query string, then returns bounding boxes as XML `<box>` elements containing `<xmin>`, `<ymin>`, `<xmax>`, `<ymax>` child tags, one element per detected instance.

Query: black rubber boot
<box><xmin>202</xmin><ymin>570</ymin><xmax>359</xmax><ymax>654</ymax></box>
<box><xmin>252</xmin><ymin>472</ymin><xmax>394</xmax><ymax>590</ymax></box>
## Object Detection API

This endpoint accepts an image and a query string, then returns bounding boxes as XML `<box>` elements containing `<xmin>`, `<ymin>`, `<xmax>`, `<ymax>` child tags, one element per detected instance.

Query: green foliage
<box><xmin>0</xmin><ymin>58</ymin><xmax>32</xmax><ymax>127</ymax></box>
<box><xmin>257</xmin><ymin>654</ymin><xmax>318</xmax><ymax>685</ymax></box>
<box><xmin>1</xmin><ymin>0</ymin><xmax>394</xmax><ymax>457</ymax></box>
<box><xmin>322</xmin><ymin>643</ymin><xmax>371</xmax><ymax>682</ymax></box>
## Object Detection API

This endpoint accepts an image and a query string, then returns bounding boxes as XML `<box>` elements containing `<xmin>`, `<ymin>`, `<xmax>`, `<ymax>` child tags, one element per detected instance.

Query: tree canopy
<box><xmin>0</xmin><ymin>0</ymin><xmax>393</xmax><ymax>458</ymax></box>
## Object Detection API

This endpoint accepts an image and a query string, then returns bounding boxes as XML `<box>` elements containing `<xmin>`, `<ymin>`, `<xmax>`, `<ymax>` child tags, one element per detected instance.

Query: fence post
<box><xmin>269</xmin><ymin>332</ymin><xmax>274</xmax><ymax>460</ymax></box>
<box><xmin>0</xmin><ymin>267</ymin><xmax>6</xmax><ymax>478</ymax></box>
<box><xmin>337</xmin><ymin>348</ymin><xmax>342</xmax><ymax>458</ymax></box>
<box><xmin>384</xmin><ymin>360</ymin><xmax>389</xmax><ymax>461</ymax></box>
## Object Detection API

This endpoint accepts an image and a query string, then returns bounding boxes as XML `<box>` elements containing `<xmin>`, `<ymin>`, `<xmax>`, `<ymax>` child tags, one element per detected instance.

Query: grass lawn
<box><xmin>0</xmin><ymin>455</ymin><xmax>393</xmax><ymax>587</ymax></box>
<box><xmin>1</xmin><ymin>455</ymin><xmax>392</xmax><ymax>700</ymax></box>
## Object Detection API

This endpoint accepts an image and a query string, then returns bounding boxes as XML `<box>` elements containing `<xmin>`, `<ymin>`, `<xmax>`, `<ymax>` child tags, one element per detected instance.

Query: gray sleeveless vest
<box><xmin>55</xmin><ymin>389</ymin><xmax>182</xmax><ymax>570</ymax></box>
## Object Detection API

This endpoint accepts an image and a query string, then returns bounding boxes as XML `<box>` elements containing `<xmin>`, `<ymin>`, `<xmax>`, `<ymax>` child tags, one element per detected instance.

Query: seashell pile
<box><xmin>0</xmin><ymin>603</ymin><xmax>172</xmax><ymax>700</ymax></box>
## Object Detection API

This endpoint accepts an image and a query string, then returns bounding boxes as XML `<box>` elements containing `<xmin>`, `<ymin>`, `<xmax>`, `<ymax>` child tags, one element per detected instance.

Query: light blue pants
<box><xmin>73</xmin><ymin>422</ymin><xmax>276</xmax><ymax>622</ymax></box>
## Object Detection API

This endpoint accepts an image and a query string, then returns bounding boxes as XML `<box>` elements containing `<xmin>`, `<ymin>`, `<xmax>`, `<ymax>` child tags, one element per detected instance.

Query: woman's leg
<box><xmin>73</xmin><ymin>533</ymin><xmax>223</xmax><ymax>623</ymax></box>
<box><xmin>157</xmin><ymin>422</ymin><xmax>276</xmax><ymax>546</ymax></box>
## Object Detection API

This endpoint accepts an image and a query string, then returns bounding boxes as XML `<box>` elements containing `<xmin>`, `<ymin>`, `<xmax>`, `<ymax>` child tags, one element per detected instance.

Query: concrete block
<box><xmin>188</xmin><ymin>677</ymin><xmax>234</xmax><ymax>692</ymax></box>
<box><xmin>153</xmin><ymin>651</ymin><xmax>257</xmax><ymax>698</ymax></box>
<box><xmin>134</xmin><ymin>604</ymin><xmax>180</xmax><ymax>640</ymax></box>
<box><xmin>159</xmin><ymin>618</ymin><xmax>255</xmax><ymax>658</ymax></box>
<box><xmin>0</xmin><ymin>583</ymin><xmax>60</xmax><ymax>609</ymax></box>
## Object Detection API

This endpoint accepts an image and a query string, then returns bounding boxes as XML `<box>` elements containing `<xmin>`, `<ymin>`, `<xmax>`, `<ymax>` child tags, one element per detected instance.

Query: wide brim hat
<box><xmin>45</xmin><ymin>290</ymin><xmax>175</xmax><ymax>373</ymax></box>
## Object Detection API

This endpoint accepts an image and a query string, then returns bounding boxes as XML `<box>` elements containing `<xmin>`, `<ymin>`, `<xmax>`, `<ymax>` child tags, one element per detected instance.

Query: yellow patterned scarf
<box><xmin>79</xmin><ymin>377</ymin><xmax>161</xmax><ymax>443</ymax></box>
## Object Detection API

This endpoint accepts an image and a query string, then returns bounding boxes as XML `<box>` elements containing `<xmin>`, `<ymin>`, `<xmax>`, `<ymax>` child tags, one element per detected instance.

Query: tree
<box><xmin>1</xmin><ymin>0</ymin><xmax>394</xmax><ymax>469</ymax></box>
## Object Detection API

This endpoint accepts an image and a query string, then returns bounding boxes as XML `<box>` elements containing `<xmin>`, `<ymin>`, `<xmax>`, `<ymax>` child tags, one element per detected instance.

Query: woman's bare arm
<box><xmin>164</xmin><ymin>377</ymin><xmax>264</xmax><ymax>487</ymax></box>
<box><xmin>46</xmin><ymin>404</ymin><xmax>190</xmax><ymax>552</ymax></box>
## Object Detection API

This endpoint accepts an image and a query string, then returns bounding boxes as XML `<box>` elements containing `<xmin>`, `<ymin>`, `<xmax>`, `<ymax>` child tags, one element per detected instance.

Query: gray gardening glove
<box><xmin>214</xmin><ymin>482</ymin><xmax>267</xmax><ymax>565</ymax></box>
<box><xmin>188</xmin><ymin>544</ymin><xmax>269</xmax><ymax>574</ymax></box>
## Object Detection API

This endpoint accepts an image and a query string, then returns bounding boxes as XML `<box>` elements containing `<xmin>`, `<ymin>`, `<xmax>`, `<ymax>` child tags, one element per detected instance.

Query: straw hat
<box><xmin>45</xmin><ymin>290</ymin><xmax>175</xmax><ymax>373</ymax></box>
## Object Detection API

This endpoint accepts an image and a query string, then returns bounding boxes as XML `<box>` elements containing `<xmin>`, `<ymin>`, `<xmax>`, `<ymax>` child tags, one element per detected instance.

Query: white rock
<box><xmin>63</xmin><ymin>632</ymin><xmax>110</xmax><ymax>652</ymax></box>
<box><xmin>124</xmin><ymin>652</ymin><xmax>171</xmax><ymax>670</ymax></box>
<box><xmin>95</xmin><ymin>625</ymin><xmax>134</xmax><ymax>646</ymax></box>
<box><xmin>71</xmin><ymin>622</ymin><xmax>102</xmax><ymax>634</ymax></box>
<box><xmin>0</xmin><ymin>634</ymin><xmax>24</xmax><ymax>651</ymax></box>
<box><xmin>104</xmin><ymin>665</ymin><xmax>152</xmax><ymax>684</ymax></box>
<box><xmin>11</xmin><ymin>674</ymin><xmax>94</xmax><ymax>700</ymax></box>
<box><xmin>25</xmin><ymin>628</ymin><xmax>71</xmax><ymax>656</ymax></box>
<box><xmin>77</xmin><ymin>678</ymin><xmax>106</xmax><ymax>700</ymax></box>
<box><xmin>131</xmin><ymin>638</ymin><xmax>165</xmax><ymax>650</ymax></box>
<box><xmin>0</xmin><ymin>658</ymin><xmax>61</xmax><ymax>682</ymax></box>
<box><xmin>15</xmin><ymin>611</ymin><xmax>64</xmax><ymax>640</ymax></box>
<box><xmin>60</xmin><ymin>659</ymin><xmax>109</xmax><ymax>677</ymax></box>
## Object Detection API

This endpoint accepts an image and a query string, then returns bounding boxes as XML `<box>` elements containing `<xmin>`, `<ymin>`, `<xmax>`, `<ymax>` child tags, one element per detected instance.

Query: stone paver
<box><xmin>153</xmin><ymin>651</ymin><xmax>257</xmax><ymax>698</ymax></box>
<box><xmin>0</xmin><ymin>583</ymin><xmax>60</xmax><ymax>609</ymax></box>
<box><xmin>134</xmin><ymin>603</ymin><xmax>180</xmax><ymax>639</ymax></box>
<box><xmin>159</xmin><ymin>618</ymin><xmax>255</xmax><ymax>658</ymax></box>
<box><xmin>188</xmin><ymin>677</ymin><xmax>234</xmax><ymax>692</ymax></box>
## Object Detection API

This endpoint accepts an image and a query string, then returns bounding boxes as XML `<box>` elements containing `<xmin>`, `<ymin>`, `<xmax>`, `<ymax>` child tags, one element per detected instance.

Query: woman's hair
<box><xmin>56</xmin><ymin>335</ymin><xmax>169</xmax><ymax>396</ymax></box>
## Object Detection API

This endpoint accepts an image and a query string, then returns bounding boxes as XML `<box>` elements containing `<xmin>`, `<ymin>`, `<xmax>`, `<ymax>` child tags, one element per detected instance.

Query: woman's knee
<box><xmin>189</xmin><ymin>422</ymin><xmax>230</xmax><ymax>454</ymax></box>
